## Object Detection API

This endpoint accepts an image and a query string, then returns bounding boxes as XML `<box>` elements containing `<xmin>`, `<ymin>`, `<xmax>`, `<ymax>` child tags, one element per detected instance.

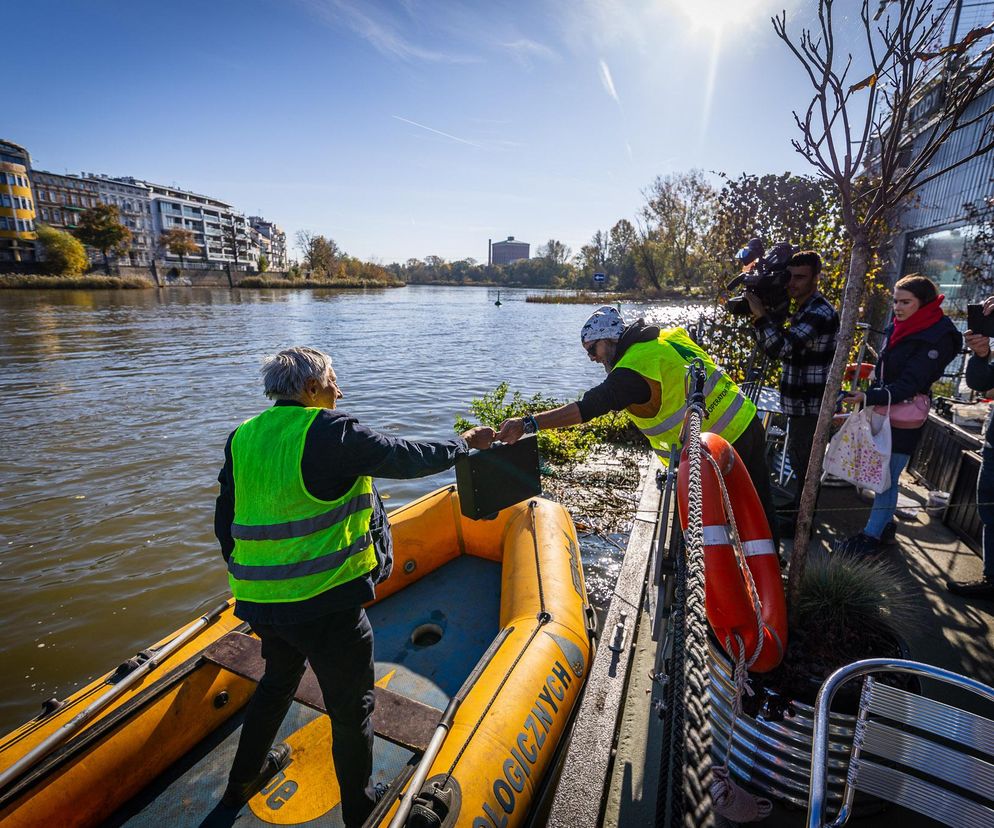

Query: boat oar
<box><xmin>386</xmin><ymin>695</ymin><xmax>460</xmax><ymax>828</ymax></box>
<box><xmin>0</xmin><ymin>599</ymin><xmax>231</xmax><ymax>791</ymax></box>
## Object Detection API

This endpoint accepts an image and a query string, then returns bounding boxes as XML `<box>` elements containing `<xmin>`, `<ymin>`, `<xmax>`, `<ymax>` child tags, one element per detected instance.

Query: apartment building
<box><xmin>249</xmin><ymin>216</ymin><xmax>288</xmax><ymax>269</ymax></box>
<box><xmin>84</xmin><ymin>175</ymin><xmax>154</xmax><ymax>265</ymax></box>
<box><xmin>119</xmin><ymin>178</ymin><xmax>256</xmax><ymax>269</ymax></box>
<box><xmin>0</xmin><ymin>139</ymin><xmax>36</xmax><ymax>262</ymax></box>
<box><xmin>32</xmin><ymin>170</ymin><xmax>100</xmax><ymax>234</ymax></box>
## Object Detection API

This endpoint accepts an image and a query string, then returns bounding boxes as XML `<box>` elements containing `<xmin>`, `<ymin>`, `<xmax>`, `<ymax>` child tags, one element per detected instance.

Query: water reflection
<box><xmin>0</xmin><ymin>286</ymin><xmax>706</xmax><ymax>731</ymax></box>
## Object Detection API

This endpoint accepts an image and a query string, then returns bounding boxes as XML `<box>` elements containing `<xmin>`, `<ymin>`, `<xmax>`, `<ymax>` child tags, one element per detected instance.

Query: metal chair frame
<box><xmin>807</xmin><ymin>658</ymin><xmax>994</xmax><ymax>828</ymax></box>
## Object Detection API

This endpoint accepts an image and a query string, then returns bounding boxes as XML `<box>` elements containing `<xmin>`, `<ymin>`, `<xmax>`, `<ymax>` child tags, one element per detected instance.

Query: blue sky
<box><xmin>7</xmin><ymin>0</ymin><xmax>826</xmax><ymax>264</ymax></box>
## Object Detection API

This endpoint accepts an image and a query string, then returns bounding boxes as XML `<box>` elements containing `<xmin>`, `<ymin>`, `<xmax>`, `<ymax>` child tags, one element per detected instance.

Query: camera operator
<box><xmin>746</xmin><ymin>250</ymin><xmax>839</xmax><ymax>528</ymax></box>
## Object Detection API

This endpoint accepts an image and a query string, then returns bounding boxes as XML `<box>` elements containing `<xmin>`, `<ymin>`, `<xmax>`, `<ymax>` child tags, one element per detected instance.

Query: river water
<box><xmin>0</xmin><ymin>285</ymin><xmax>703</xmax><ymax>733</ymax></box>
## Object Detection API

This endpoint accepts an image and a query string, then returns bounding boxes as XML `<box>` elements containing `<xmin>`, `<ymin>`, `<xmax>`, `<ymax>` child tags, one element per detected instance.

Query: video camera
<box><xmin>724</xmin><ymin>238</ymin><xmax>797</xmax><ymax>323</ymax></box>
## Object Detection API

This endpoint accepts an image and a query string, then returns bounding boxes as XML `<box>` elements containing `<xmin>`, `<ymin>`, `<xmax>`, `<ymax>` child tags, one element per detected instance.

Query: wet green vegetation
<box><xmin>0</xmin><ymin>274</ymin><xmax>150</xmax><ymax>289</ymax></box>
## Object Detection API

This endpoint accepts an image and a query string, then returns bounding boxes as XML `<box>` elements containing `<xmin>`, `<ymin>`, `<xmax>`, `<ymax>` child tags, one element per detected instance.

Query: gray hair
<box><xmin>261</xmin><ymin>347</ymin><xmax>332</xmax><ymax>400</ymax></box>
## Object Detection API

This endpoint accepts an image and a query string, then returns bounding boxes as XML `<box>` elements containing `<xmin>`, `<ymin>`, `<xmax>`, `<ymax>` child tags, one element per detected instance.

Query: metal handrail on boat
<box><xmin>0</xmin><ymin>599</ymin><xmax>231</xmax><ymax>792</ymax></box>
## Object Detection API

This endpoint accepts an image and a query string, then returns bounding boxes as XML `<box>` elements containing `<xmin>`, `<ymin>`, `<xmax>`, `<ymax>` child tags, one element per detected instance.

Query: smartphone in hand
<box><xmin>967</xmin><ymin>304</ymin><xmax>994</xmax><ymax>337</ymax></box>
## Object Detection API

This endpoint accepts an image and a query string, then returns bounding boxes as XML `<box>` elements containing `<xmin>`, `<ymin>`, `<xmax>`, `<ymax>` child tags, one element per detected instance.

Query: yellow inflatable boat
<box><xmin>0</xmin><ymin>486</ymin><xmax>594</xmax><ymax>827</ymax></box>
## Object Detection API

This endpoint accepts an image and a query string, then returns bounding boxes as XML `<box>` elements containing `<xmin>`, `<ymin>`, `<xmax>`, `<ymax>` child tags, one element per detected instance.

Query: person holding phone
<box><xmin>839</xmin><ymin>274</ymin><xmax>962</xmax><ymax>555</ymax></box>
<box><xmin>948</xmin><ymin>295</ymin><xmax>994</xmax><ymax>598</ymax></box>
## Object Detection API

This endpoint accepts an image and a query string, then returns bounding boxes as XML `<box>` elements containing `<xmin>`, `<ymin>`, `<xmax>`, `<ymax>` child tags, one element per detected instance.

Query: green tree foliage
<box><xmin>35</xmin><ymin>223</ymin><xmax>88</xmax><ymax>276</ymax></box>
<box><xmin>641</xmin><ymin>170</ymin><xmax>718</xmax><ymax>292</ymax></box>
<box><xmin>538</xmin><ymin>239</ymin><xmax>572</xmax><ymax>266</ymax></box>
<box><xmin>158</xmin><ymin>228</ymin><xmax>200</xmax><ymax>268</ymax></box>
<box><xmin>257</xmin><ymin>253</ymin><xmax>269</xmax><ymax>273</ymax></box>
<box><xmin>74</xmin><ymin>204</ymin><xmax>131</xmax><ymax>274</ymax></box>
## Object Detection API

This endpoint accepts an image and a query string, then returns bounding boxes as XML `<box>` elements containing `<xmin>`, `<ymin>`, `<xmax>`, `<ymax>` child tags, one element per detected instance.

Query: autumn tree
<box><xmin>74</xmin><ymin>204</ymin><xmax>131</xmax><ymax>274</ymax></box>
<box><xmin>158</xmin><ymin>228</ymin><xmax>200</xmax><ymax>269</ymax></box>
<box><xmin>774</xmin><ymin>0</ymin><xmax>994</xmax><ymax>606</ymax></box>
<box><xmin>35</xmin><ymin>224</ymin><xmax>88</xmax><ymax>276</ymax></box>
<box><xmin>295</xmin><ymin>230</ymin><xmax>341</xmax><ymax>277</ymax></box>
<box><xmin>538</xmin><ymin>239</ymin><xmax>572</xmax><ymax>266</ymax></box>
<box><xmin>642</xmin><ymin>169</ymin><xmax>718</xmax><ymax>291</ymax></box>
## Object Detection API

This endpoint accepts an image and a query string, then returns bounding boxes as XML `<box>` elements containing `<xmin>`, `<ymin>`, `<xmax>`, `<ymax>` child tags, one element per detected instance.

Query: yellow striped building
<box><xmin>0</xmin><ymin>139</ymin><xmax>37</xmax><ymax>263</ymax></box>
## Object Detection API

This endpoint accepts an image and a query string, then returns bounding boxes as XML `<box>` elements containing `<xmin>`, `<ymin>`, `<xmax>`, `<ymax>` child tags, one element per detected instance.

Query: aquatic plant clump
<box><xmin>454</xmin><ymin>382</ymin><xmax>644</xmax><ymax>466</ymax></box>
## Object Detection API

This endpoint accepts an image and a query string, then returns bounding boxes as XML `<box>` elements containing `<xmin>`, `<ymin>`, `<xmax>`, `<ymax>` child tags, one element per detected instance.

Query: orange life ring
<box><xmin>844</xmin><ymin>362</ymin><xmax>875</xmax><ymax>382</ymax></box>
<box><xmin>677</xmin><ymin>432</ymin><xmax>788</xmax><ymax>672</ymax></box>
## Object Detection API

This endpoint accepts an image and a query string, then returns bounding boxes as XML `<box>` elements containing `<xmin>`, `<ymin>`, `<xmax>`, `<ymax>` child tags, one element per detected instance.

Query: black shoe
<box><xmin>373</xmin><ymin>781</ymin><xmax>391</xmax><ymax>804</ymax></box>
<box><xmin>835</xmin><ymin>532</ymin><xmax>882</xmax><ymax>557</ymax></box>
<box><xmin>946</xmin><ymin>576</ymin><xmax>994</xmax><ymax>599</ymax></box>
<box><xmin>221</xmin><ymin>743</ymin><xmax>292</xmax><ymax>807</ymax></box>
<box><xmin>880</xmin><ymin>522</ymin><xmax>898</xmax><ymax>546</ymax></box>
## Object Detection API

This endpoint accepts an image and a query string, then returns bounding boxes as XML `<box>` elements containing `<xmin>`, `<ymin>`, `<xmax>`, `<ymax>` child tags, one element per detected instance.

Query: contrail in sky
<box><xmin>599</xmin><ymin>59</ymin><xmax>620</xmax><ymax>106</ymax></box>
<box><xmin>392</xmin><ymin>115</ymin><xmax>482</xmax><ymax>148</ymax></box>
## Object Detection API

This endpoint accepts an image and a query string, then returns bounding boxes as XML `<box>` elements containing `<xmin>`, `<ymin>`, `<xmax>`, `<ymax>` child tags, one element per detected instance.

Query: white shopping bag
<box><xmin>823</xmin><ymin>404</ymin><xmax>892</xmax><ymax>493</ymax></box>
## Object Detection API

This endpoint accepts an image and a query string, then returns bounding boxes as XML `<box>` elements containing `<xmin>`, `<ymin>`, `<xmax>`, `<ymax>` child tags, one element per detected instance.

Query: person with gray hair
<box><xmin>214</xmin><ymin>346</ymin><xmax>494</xmax><ymax>824</ymax></box>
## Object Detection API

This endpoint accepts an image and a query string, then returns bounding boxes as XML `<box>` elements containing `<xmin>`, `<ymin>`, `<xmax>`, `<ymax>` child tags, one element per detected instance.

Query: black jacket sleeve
<box><xmin>576</xmin><ymin>368</ymin><xmax>650</xmax><ymax>422</ymax></box>
<box><xmin>214</xmin><ymin>432</ymin><xmax>235</xmax><ymax>563</ymax></box>
<box><xmin>966</xmin><ymin>353</ymin><xmax>994</xmax><ymax>394</ymax></box>
<box><xmin>303</xmin><ymin>412</ymin><xmax>470</xmax><ymax>486</ymax></box>
<box><xmin>865</xmin><ymin>333</ymin><xmax>961</xmax><ymax>406</ymax></box>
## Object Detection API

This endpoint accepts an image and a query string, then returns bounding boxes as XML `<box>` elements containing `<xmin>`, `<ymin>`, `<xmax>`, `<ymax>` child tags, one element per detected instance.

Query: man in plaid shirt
<box><xmin>746</xmin><ymin>250</ymin><xmax>839</xmax><ymax>522</ymax></box>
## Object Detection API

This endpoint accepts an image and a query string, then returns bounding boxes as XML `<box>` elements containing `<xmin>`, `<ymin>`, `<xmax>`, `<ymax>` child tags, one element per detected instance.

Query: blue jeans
<box><xmin>864</xmin><ymin>453</ymin><xmax>911</xmax><ymax>539</ymax></box>
<box><xmin>978</xmin><ymin>443</ymin><xmax>994</xmax><ymax>579</ymax></box>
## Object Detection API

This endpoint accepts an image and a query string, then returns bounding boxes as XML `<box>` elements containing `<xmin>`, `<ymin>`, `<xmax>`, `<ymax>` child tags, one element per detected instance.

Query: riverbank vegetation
<box><xmin>0</xmin><ymin>274</ymin><xmax>150</xmax><ymax>289</ymax></box>
<box><xmin>239</xmin><ymin>275</ymin><xmax>403</xmax><ymax>289</ymax></box>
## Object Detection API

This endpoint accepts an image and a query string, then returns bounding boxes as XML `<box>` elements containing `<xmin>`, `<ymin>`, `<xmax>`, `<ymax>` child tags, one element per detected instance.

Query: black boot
<box><xmin>221</xmin><ymin>743</ymin><xmax>292</xmax><ymax>808</ymax></box>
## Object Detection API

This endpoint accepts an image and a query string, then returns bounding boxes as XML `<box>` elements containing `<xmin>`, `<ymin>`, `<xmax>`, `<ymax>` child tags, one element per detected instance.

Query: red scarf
<box><xmin>889</xmin><ymin>294</ymin><xmax>945</xmax><ymax>349</ymax></box>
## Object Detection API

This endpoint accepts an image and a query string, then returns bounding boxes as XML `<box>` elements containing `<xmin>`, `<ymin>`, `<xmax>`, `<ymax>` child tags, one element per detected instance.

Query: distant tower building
<box><xmin>491</xmin><ymin>236</ymin><xmax>529</xmax><ymax>265</ymax></box>
<box><xmin>0</xmin><ymin>139</ymin><xmax>37</xmax><ymax>263</ymax></box>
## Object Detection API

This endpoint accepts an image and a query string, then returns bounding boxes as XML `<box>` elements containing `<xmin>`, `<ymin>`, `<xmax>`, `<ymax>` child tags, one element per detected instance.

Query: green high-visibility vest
<box><xmin>228</xmin><ymin>405</ymin><xmax>377</xmax><ymax>603</ymax></box>
<box><xmin>614</xmin><ymin>328</ymin><xmax>756</xmax><ymax>464</ymax></box>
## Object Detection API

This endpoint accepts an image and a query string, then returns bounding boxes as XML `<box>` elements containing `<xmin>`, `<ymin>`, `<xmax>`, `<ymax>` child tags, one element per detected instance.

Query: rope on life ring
<box><xmin>676</xmin><ymin>432</ymin><xmax>788</xmax><ymax>674</ymax></box>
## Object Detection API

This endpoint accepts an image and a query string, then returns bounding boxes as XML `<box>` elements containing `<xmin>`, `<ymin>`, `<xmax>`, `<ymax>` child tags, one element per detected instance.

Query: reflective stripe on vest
<box><xmin>640</xmin><ymin>368</ymin><xmax>726</xmax><ymax>437</ymax></box>
<box><xmin>614</xmin><ymin>327</ymin><xmax>756</xmax><ymax>462</ymax></box>
<box><xmin>231</xmin><ymin>492</ymin><xmax>374</xmax><ymax>542</ymax></box>
<box><xmin>228</xmin><ymin>405</ymin><xmax>377</xmax><ymax>603</ymax></box>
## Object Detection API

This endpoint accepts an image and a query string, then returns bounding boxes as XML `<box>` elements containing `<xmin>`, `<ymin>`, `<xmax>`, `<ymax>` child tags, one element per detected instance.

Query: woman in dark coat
<box><xmin>842</xmin><ymin>274</ymin><xmax>962</xmax><ymax>555</ymax></box>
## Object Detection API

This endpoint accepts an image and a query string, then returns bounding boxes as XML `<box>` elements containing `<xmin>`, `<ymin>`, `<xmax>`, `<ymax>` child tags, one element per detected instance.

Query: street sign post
<box><xmin>593</xmin><ymin>272</ymin><xmax>606</xmax><ymax>288</ymax></box>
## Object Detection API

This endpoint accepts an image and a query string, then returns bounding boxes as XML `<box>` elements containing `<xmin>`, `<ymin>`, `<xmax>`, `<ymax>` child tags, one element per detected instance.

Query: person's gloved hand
<box><xmin>461</xmin><ymin>426</ymin><xmax>495</xmax><ymax>450</ymax></box>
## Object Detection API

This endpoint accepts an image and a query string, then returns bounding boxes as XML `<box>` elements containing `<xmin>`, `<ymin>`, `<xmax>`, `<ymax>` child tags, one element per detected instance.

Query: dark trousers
<box><xmin>787</xmin><ymin>414</ymin><xmax>820</xmax><ymax>515</ymax></box>
<box><xmin>731</xmin><ymin>415</ymin><xmax>780</xmax><ymax>549</ymax></box>
<box><xmin>979</xmin><ymin>443</ymin><xmax>994</xmax><ymax>580</ymax></box>
<box><xmin>228</xmin><ymin>606</ymin><xmax>376</xmax><ymax>828</ymax></box>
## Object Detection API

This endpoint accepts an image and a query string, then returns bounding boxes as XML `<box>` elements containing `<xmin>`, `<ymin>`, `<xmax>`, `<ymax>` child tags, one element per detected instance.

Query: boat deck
<box><xmin>106</xmin><ymin>554</ymin><xmax>501</xmax><ymax>827</ymax></box>
<box><xmin>550</xmin><ymin>464</ymin><xmax>994</xmax><ymax>828</ymax></box>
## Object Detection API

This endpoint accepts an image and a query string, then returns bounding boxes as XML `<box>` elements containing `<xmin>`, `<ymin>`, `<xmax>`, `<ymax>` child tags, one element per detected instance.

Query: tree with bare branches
<box><xmin>773</xmin><ymin>0</ymin><xmax>994</xmax><ymax>610</ymax></box>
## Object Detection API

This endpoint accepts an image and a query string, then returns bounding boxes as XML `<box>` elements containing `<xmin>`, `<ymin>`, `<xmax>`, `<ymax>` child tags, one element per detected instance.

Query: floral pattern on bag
<box><xmin>823</xmin><ymin>406</ymin><xmax>892</xmax><ymax>494</ymax></box>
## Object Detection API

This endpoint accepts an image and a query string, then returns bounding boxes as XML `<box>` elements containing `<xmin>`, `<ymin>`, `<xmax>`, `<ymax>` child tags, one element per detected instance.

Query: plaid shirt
<box><xmin>754</xmin><ymin>292</ymin><xmax>839</xmax><ymax>417</ymax></box>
